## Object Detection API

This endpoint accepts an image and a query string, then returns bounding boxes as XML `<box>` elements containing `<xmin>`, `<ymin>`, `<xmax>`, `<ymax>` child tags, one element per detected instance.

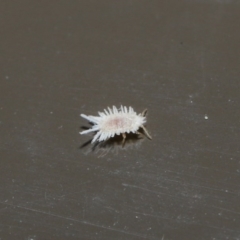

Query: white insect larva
<box><xmin>80</xmin><ymin>105</ymin><xmax>152</xmax><ymax>143</ymax></box>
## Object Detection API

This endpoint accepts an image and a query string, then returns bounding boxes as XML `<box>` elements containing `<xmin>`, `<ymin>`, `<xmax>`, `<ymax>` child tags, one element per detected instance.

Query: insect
<box><xmin>80</xmin><ymin>105</ymin><xmax>152</xmax><ymax>144</ymax></box>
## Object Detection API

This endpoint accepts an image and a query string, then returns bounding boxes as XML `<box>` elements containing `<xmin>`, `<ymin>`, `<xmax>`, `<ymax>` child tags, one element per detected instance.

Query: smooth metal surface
<box><xmin>1</xmin><ymin>1</ymin><xmax>240</xmax><ymax>239</ymax></box>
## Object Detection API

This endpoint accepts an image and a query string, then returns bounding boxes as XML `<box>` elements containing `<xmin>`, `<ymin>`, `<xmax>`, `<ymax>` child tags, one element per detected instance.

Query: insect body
<box><xmin>80</xmin><ymin>105</ymin><xmax>152</xmax><ymax>143</ymax></box>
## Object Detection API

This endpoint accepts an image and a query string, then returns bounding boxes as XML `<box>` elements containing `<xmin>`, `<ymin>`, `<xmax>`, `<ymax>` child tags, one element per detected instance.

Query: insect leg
<box><xmin>122</xmin><ymin>133</ymin><xmax>126</xmax><ymax>147</ymax></box>
<box><xmin>141</xmin><ymin>109</ymin><xmax>148</xmax><ymax>117</ymax></box>
<box><xmin>141</xmin><ymin>125</ymin><xmax>152</xmax><ymax>140</ymax></box>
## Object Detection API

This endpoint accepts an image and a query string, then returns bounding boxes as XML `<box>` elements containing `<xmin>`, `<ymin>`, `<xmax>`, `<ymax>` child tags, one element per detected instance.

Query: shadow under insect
<box><xmin>80</xmin><ymin>131</ymin><xmax>145</xmax><ymax>157</ymax></box>
<box><xmin>80</xmin><ymin>130</ymin><xmax>143</xmax><ymax>148</ymax></box>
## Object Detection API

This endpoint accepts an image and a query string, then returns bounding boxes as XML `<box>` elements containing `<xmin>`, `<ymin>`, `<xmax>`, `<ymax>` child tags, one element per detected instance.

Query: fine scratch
<box><xmin>122</xmin><ymin>183</ymin><xmax>175</xmax><ymax>197</ymax></box>
<box><xmin>0</xmin><ymin>201</ymin><xmax>153</xmax><ymax>239</ymax></box>
<box><xmin>211</xmin><ymin>205</ymin><xmax>240</xmax><ymax>215</ymax></box>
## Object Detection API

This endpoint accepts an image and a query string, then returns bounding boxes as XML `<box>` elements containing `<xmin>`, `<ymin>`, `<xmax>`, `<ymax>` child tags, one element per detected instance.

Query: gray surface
<box><xmin>1</xmin><ymin>1</ymin><xmax>240</xmax><ymax>239</ymax></box>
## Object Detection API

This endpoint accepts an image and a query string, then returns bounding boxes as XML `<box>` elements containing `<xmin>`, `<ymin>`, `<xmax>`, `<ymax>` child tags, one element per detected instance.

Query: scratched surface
<box><xmin>1</xmin><ymin>1</ymin><xmax>240</xmax><ymax>240</ymax></box>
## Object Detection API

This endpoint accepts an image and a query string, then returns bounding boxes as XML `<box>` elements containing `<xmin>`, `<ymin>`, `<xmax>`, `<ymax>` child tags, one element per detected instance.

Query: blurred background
<box><xmin>0</xmin><ymin>1</ymin><xmax>240</xmax><ymax>239</ymax></box>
